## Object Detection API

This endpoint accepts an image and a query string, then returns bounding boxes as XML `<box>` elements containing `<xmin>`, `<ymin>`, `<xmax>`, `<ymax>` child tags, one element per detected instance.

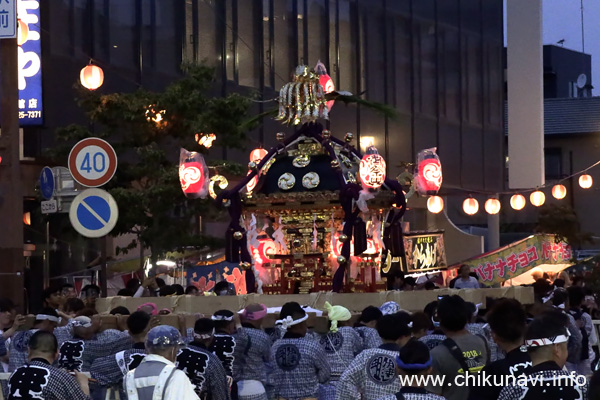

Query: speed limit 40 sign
<box><xmin>68</xmin><ymin>137</ymin><xmax>118</xmax><ymax>187</ymax></box>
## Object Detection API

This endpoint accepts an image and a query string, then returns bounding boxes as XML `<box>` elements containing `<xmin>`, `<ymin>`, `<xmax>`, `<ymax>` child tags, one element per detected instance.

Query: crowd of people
<box><xmin>0</xmin><ymin>271</ymin><xmax>598</xmax><ymax>399</ymax></box>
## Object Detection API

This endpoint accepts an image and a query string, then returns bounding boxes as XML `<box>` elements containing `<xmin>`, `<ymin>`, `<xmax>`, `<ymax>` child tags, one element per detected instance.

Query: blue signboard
<box><xmin>17</xmin><ymin>0</ymin><xmax>42</xmax><ymax>125</ymax></box>
<box><xmin>39</xmin><ymin>166</ymin><xmax>54</xmax><ymax>200</ymax></box>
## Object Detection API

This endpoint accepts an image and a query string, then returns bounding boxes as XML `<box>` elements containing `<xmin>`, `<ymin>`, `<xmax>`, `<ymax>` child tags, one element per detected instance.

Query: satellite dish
<box><xmin>577</xmin><ymin>73</ymin><xmax>588</xmax><ymax>89</ymax></box>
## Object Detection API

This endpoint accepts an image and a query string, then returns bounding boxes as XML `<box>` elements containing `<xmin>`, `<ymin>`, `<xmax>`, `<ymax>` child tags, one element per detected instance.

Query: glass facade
<box><xmin>38</xmin><ymin>0</ymin><xmax>504</xmax><ymax>192</ymax></box>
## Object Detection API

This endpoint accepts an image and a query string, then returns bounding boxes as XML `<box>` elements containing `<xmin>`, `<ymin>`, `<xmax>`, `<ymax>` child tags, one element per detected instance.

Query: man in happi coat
<box><xmin>318</xmin><ymin>302</ymin><xmax>363</xmax><ymax>400</ymax></box>
<box><xmin>57</xmin><ymin>316</ymin><xmax>132</xmax><ymax>372</ymax></box>
<box><xmin>233</xmin><ymin>304</ymin><xmax>272</xmax><ymax>400</ymax></box>
<box><xmin>354</xmin><ymin>306</ymin><xmax>383</xmax><ymax>350</ymax></box>
<box><xmin>468</xmin><ymin>299</ymin><xmax>531</xmax><ymax>400</ymax></box>
<box><xmin>177</xmin><ymin>318</ymin><xmax>230</xmax><ymax>400</ymax></box>
<box><xmin>7</xmin><ymin>330</ymin><xmax>91</xmax><ymax>400</ymax></box>
<box><xmin>267</xmin><ymin>302</ymin><xmax>331</xmax><ymax>400</ymax></box>
<box><xmin>8</xmin><ymin>308</ymin><xmax>68</xmax><ymax>372</ymax></box>
<box><xmin>336</xmin><ymin>313</ymin><xmax>411</xmax><ymax>400</ymax></box>
<box><xmin>210</xmin><ymin>309</ymin><xmax>237</xmax><ymax>385</ymax></box>
<box><xmin>377</xmin><ymin>340</ymin><xmax>446</xmax><ymax>400</ymax></box>
<box><xmin>91</xmin><ymin>311</ymin><xmax>151</xmax><ymax>398</ymax></box>
<box><xmin>498</xmin><ymin>310</ymin><xmax>588</xmax><ymax>400</ymax></box>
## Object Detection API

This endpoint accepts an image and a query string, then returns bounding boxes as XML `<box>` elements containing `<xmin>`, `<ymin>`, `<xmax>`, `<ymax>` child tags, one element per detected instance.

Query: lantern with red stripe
<box><xmin>415</xmin><ymin>147</ymin><xmax>443</xmax><ymax>195</ymax></box>
<box><xmin>179</xmin><ymin>148</ymin><xmax>209</xmax><ymax>199</ymax></box>
<box><xmin>359</xmin><ymin>146</ymin><xmax>386</xmax><ymax>190</ymax></box>
<box><xmin>252</xmin><ymin>238</ymin><xmax>277</xmax><ymax>264</ymax></box>
<box><xmin>250</xmin><ymin>148</ymin><xmax>268</xmax><ymax>163</ymax></box>
<box><xmin>315</xmin><ymin>61</ymin><xmax>335</xmax><ymax>110</ymax></box>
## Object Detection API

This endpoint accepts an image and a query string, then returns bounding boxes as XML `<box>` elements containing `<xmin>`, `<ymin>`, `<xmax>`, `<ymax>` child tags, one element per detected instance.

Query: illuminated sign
<box><xmin>17</xmin><ymin>0</ymin><xmax>42</xmax><ymax>125</ymax></box>
<box><xmin>403</xmin><ymin>232</ymin><xmax>447</xmax><ymax>272</ymax></box>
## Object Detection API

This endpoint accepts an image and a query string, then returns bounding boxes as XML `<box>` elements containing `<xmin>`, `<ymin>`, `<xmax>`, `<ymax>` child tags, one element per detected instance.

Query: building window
<box><xmin>544</xmin><ymin>148</ymin><xmax>562</xmax><ymax>180</ymax></box>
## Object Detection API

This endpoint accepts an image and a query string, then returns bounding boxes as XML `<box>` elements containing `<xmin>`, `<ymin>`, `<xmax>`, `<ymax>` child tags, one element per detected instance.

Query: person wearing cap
<box><xmin>379</xmin><ymin>301</ymin><xmax>401</xmax><ymax>316</ymax></box>
<box><xmin>498</xmin><ymin>310</ymin><xmax>588</xmax><ymax>400</ymax></box>
<box><xmin>267</xmin><ymin>302</ymin><xmax>331</xmax><ymax>400</ymax></box>
<box><xmin>58</xmin><ymin>315</ymin><xmax>131</xmax><ymax>372</ymax></box>
<box><xmin>336</xmin><ymin>313</ymin><xmax>411</xmax><ymax>400</ymax></box>
<box><xmin>210</xmin><ymin>309</ymin><xmax>238</xmax><ymax>382</ymax></box>
<box><xmin>91</xmin><ymin>311</ymin><xmax>152</xmax><ymax>398</ymax></box>
<box><xmin>378</xmin><ymin>340</ymin><xmax>446</xmax><ymax>400</ymax></box>
<box><xmin>124</xmin><ymin>325</ymin><xmax>199</xmax><ymax>400</ymax></box>
<box><xmin>354</xmin><ymin>306</ymin><xmax>383</xmax><ymax>350</ymax></box>
<box><xmin>176</xmin><ymin>318</ymin><xmax>230</xmax><ymax>400</ymax></box>
<box><xmin>7</xmin><ymin>330</ymin><xmax>92</xmax><ymax>400</ymax></box>
<box><xmin>232</xmin><ymin>304</ymin><xmax>272</xmax><ymax>400</ymax></box>
<box><xmin>8</xmin><ymin>308</ymin><xmax>63</xmax><ymax>372</ymax></box>
<box><xmin>468</xmin><ymin>299</ymin><xmax>531</xmax><ymax>400</ymax></box>
<box><xmin>318</xmin><ymin>302</ymin><xmax>362</xmax><ymax>400</ymax></box>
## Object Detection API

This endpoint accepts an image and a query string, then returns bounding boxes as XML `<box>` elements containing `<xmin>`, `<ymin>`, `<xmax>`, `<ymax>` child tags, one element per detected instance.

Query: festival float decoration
<box><xmin>213</xmin><ymin>64</ymin><xmax>407</xmax><ymax>294</ymax></box>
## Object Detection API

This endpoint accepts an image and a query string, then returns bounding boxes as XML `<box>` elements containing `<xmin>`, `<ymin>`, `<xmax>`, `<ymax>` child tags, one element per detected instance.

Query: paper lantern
<box><xmin>415</xmin><ymin>148</ymin><xmax>442</xmax><ymax>195</ymax></box>
<box><xmin>510</xmin><ymin>194</ymin><xmax>526</xmax><ymax>210</ymax></box>
<box><xmin>579</xmin><ymin>174</ymin><xmax>593</xmax><ymax>189</ymax></box>
<box><xmin>530</xmin><ymin>190</ymin><xmax>545</xmax><ymax>207</ymax></box>
<box><xmin>320</xmin><ymin>74</ymin><xmax>335</xmax><ymax>110</ymax></box>
<box><xmin>252</xmin><ymin>238</ymin><xmax>277</xmax><ymax>264</ymax></box>
<box><xmin>463</xmin><ymin>198</ymin><xmax>479</xmax><ymax>215</ymax></box>
<box><xmin>23</xmin><ymin>212</ymin><xmax>31</xmax><ymax>225</ymax></box>
<box><xmin>315</xmin><ymin>61</ymin><xmax>335</xmax><ymax>110</ymax></box>
<box><xmin>17</xmin><ymin>19</ymin><xmax>28</xmax><ymax>46</ymax></box>
<box><xmin>246</xmin><ymin>170</ymin><xmax>258</xmax><ymax>193</ymax></box>
<box><xmin>178</xmin><ymin>148</ymin><xmax>208</xmax><ymax>199</ymax></box>
<box><xmin>552</xmin><ymin>184</ymin><xmax>567</xmax><ymax>200</ymax></box>
<box><xmin>427</xmin><ymin>196</ymin><xmax>444</xmax><ymax>214</ymax></box>
<box><xmin>250</xmin><ymin>148</ymin><xmax>268</xmax><ymax>163</ymax></box>
<box><xmin>484</xmin><ymin>198</ymin><xmax>501</xmax><ymax>215</ymax></box>
<box><xmin>359</xmin><ymin>148</ymin><xmax>386</xmax><ymax>189</ymax></box>
<box><xmin>80</xmin><ymin>64</ymin><xmax>104</xmax><ymax>90</ymax></box>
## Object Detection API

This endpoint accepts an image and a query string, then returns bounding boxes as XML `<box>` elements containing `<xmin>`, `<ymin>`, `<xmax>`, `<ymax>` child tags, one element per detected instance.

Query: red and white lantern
<box><xmin>415</xmin><ymin>148</ymin><xmax>442</xmax><ymax>195</ymax></box>
<box><xmin>250</xmin><ymin>148</ymin><xmax>268</xmax><ymax>163</ymax></box>
<box><xmin>179</xmin><ymin>148</ymin><xmax>208</xmax><ymax>199</ymax></box>
<box><xmin>315</xmin><ymin>61</ymin><xmax>335</xmax><ymax>110</ymax></box>
<box><xmin>359</xmin><ymin>147</ymin><xmax>386</xmax><ymax>190</ymax></box>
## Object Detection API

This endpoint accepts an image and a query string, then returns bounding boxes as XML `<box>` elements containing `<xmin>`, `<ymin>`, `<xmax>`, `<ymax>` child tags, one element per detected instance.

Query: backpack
<box><xmin>569</xmin><ymin>308</ymin><xmax>589</xmax><ymax>361</ymax></box>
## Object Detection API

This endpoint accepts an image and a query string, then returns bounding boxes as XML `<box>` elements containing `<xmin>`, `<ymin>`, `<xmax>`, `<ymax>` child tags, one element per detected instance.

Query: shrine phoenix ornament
<box><xmin>276</xmin><ymin>65</ymin><xmax>329</xmax><ymax>126</ymax></box>
<box><xmin>359</xmin><ymin>146</ymin><xmax>387</xmax><ymax>190</ymax></box>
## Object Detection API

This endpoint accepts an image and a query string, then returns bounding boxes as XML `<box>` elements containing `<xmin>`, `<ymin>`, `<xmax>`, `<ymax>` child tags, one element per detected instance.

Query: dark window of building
<box><xmin>545</xmin><ymin>148</ymin><xmax>562</xmax><ymax>179</ymax></box>
<box><xmin>155</xmin><ymin>0</ymin><xmax>180</xmax><ymax>77</ymax></box>
<box><xmin>109</xmin><ymin>0</ymin><xmax>136</xmax><ymax>69</ymax></box>
<box><xmin>237</xmin><ymin>1</ymin><xmax>262</xmax><ymax>88</ymax></box>
<box><xmin>337</xmin><ymin>0</ymin><xmax>357</xmax><ymax>93</ymax></box>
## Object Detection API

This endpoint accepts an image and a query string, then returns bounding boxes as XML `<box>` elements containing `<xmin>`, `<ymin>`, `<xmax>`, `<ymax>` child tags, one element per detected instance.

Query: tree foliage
<box><xmin>49</xmin><ymin>64</ymin><xmax>253</xmax><ymax>260</ymax></box>
<box><xmin>535</xmin><ymin>203</ymin><xmax>592</xmax><ymax>252</ymax></box>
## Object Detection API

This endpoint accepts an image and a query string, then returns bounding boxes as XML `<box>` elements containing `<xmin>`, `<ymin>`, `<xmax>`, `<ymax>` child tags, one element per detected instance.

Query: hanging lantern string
<box><xmin>440</xmin><ymin>159</ymin><xmax>600</xmax><ymax>196</ymax></box>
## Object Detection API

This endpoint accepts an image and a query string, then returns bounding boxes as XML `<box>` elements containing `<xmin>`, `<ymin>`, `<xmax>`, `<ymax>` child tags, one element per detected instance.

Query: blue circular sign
<box><xmin>39</xmin><ymin>167</ymin><xmax>54</xmax><ymax>200</ymax></box>
<box><xmin>69</xmin><ymin>189</ymin><xmax>119</xmax><ymax>238</ymax></box>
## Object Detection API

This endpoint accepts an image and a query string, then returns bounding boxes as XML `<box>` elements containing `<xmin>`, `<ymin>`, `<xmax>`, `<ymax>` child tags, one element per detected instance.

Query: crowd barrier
<box><xmin>96</xmin><ymin>286</ymin><xmax>534</xmax><ymax>315</ymax></box>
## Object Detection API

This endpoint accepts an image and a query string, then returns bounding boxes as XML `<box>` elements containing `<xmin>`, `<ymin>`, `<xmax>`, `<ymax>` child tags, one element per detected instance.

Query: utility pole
<box><xmin>0</xmin><ymin>35</ymin><xmax>25</xmax><ymax>310</ymax></box>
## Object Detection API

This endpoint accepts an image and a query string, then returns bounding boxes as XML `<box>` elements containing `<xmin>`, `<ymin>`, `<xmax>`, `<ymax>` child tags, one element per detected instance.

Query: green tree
<box><xmin>535</xmin><ymin>203</ymin><xmax>592</xmax><ymax>254</ymax></box>
<box><xmin>49</xmin><ymin>64</ymin><xmax>252</xmax><ymax>265</ymax></box>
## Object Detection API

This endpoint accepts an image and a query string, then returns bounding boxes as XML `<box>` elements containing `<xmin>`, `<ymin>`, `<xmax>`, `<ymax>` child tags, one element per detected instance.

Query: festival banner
<box><xmin>459</xmin><ymin>234</ymin><xmax>572</xmax><ymax>286</ymax></box>
<box><xmin>403</xmin><ymin>231</ymin><xmax>447</xmax><ymax>273</ymax></box>
<box><xmin>186</xmin><ymin>260</ymin><xmax>247</xmax><ymax>295</ymax></box>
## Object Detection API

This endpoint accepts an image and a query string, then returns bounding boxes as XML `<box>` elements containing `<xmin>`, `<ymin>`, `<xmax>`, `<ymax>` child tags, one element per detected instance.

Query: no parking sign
<box><xmin>69</xmin><ymin>189</ymin><xmax>119</xmax><ymax>238</ymax></box>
